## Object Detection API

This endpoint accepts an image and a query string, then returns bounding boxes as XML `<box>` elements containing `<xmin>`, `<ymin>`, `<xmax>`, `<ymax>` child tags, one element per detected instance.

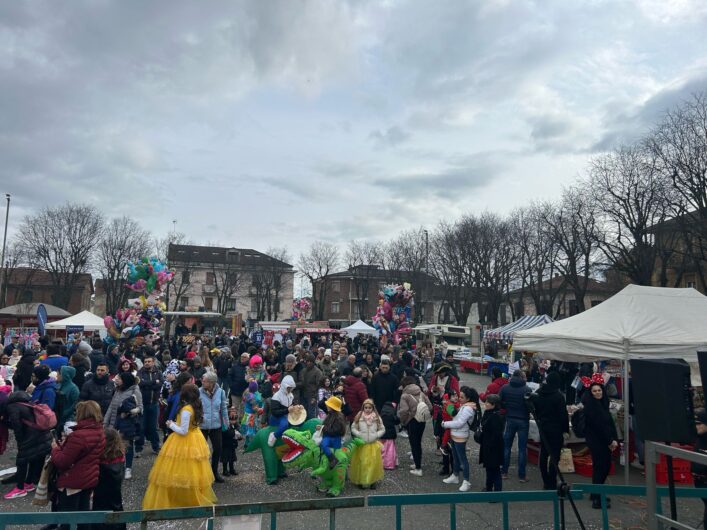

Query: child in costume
<box><xmin>350</xmin><ymin>398</ymin><xmax>385</xmax><ymax>488</ymax></box>
<box><xmin>313</xmin><ymin>396</ymin><xmax>347</xmax><ymax>473</ymax></box>
<box><xmin>379</xmin><ymin>401</ymin><xmax>400</xmax><ymax>470</ymax></box>
<box><xmin>317</xmin><ymin>377</ymin><xmax>333</xmax><ymax>420</ymax></box>
<box><xmin>142</xmin><ymin>383</ymin><xmax>217</xmax><ymax>509</ymax></box>
<box><xmin>440</xmin><ymin>392</ymin><xmax>460</xmax><ymax>454</ymax></box>
<box><xmin>222</xmin><ymin>407</ymin><xmax>243</xmax><ymax>476</ymax></box>
<box><xmin>240</xmin><ymin>380</ymin><xmax>263</xmax><ymax>449</ymax></box>
<box><xmin>246</xmin><ymin>355</ymin><xmax>267</xmax><ymax>387</ymax></box>
<box><xmin>92</xmin><ymin>427</ymin><xmax>126</xmax><ymax>530</ymax></box>
<box><xmin>267</xmin><ymin>375</ymin><xmax>296</xmax><ymax>447</ymax></box>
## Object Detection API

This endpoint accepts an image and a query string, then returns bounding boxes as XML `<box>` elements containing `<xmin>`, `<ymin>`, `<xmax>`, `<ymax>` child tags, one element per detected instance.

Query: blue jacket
<box><xmin>41</xmin><ymin>355</ymin><xmax>68</xmax><ymax>373</ymax></box>
<box><xmin>32</xmin><ymin>379</ymin><xmax>57</xmax><ymax>410</ymax></box>
<box><xmin>199</xmin><ymin>385</ymin><xmax>228</xmax><ymax>430</ymax></box>
<box><xmin>499</xmin><ymin>375</ymin><xmax>530</xmax><ymax>421</ymax></box>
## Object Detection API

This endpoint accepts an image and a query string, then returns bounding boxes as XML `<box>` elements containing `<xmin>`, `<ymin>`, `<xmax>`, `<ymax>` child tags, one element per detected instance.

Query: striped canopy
<box><xmin>484</xmin><ymin>315</ymin><xmax>553</xmax><ymax>342</ymax></box>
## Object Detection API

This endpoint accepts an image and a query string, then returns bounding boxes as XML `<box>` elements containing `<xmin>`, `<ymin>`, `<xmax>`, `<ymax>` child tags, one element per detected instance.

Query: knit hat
<box><xmin>325</xmin><ymin>396</ymin><xmax>342</xmax><ymax>413</ymax></box>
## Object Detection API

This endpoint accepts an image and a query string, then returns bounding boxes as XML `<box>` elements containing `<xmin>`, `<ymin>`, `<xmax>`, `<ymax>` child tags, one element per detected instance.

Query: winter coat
<box><xmin>5</xmin><ymin>391</ymin><xmax>52</xmax><ymax>464</ymax></box>
<box><xmin>80</xmin><ymin>373</ymin><xmax>116</xmax><ymax>415</ymax></box>
<box><xmin>229</xmin><ymin>360</ymin><xmax>249</xmax><ymax>396</ymax></box>
<box><xmin>380</xmin><ymin>402</ymin><xmax>400</xmax><ymax>440</ymax></box>
<box><xmin>93</xmin><ymin>457</ymin><xmax>126</xmax><ymax>527</ymax></box>
<box><xmin>531</xmin><ymin>384</ymin><xmax>569</xmax><ymax>438</ymax></box>
<box><xmin>480</xmin><ymin>377</ymin><xmax>508</xmax><ymax>402</ymax></box>
<box><xmin>57</xmin><ymin>365</ymin><xmax>80</xmax><ymax>426</ymax></box>
<box><xmin>371</xmin><ymin>371</ymin><xmax>400</xmax><ymax>413</ymax></box>
<box><xmin>398</xmin><ymin>383</ymin><xmax>433</xmax><ymax>426</ymax></box>
<box><xmin>499</xmin><ymin>375</ymin><xmax>531</xmax><ymax>421</ymax></box>
<box><xmin>115</xmin><ymin>395</ymin><xmax>141</xmax><ymax>439</ymax></box>
<box><xmin>12</xmin><ymin>352</ymin><xmax>36</xmax><ymax>392</ymax></box>
<box><xmin>299</xmin><ymin>364</ymin><xmax>323</xmax><ymax>400</ymax></box>
<box><xmin>581</xmin><ymin>392</ymin><xmax>618</xmax><ymax>448</ymax></box>
<box><xmin>428</xmin><ymin>374</ymin><xmax>460</xmax><ymax>399</ymax></box>
<box><xmin>199</xmin><ymin>385</ymin><xmax>228</xmax><ymax>430</ymax></box>
<box><xmin>351</xmin><ymin>415</ymin><xmax>385</xmax><ymax>443</ymax></box>
<box><xmin>41</xmin><ymin>355</ymin><xmax>68</xmax><ymax>373</ymax></box>
<box><xmin>104</xmin><ymin>384</ymin><xmax>143</xmax><ymax>432</ymax></box>
<box><xmin>31</xmin><ymin>379</ymin><xmax>57</xmax><ymax>410</ymax></box>
<box><xmin>213</xmin><ymin>354</ymin><xmax>233</xmax><ymax>381</ymax></box>
<box><xmin>479</xmin><ymin>408</ymin><xmax>504</xmax><ymax>468</ymax></box>
<box><xmin>343</xmin><ymin>376</ymin><xmax>369</xmax><ymax>421</ymax></box>
<box><xmin>441</xmin><ymin>403</ymin><xmax>475</xmax><ymax>440</ymax></box>
<box><xmin>317</xmin><ymin>359</ymin><xmax>336</xmax><ymax>379</ymax></box>
<box><xmin>72</xmin><ymin>363</ymin><xmax>88</xmax><ymax>391</ymax></box>
<box><xmin>51</xmin><ymin>418</ymin><xmax>105</xmax><ymax>490</ymax></box>
<box><xmin>137</xmin><ymin>367</ymin><xmax>162</xmax><ymax>405</ymax></box>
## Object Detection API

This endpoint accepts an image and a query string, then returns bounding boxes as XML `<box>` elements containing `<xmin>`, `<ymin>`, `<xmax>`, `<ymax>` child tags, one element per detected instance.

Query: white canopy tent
<box><xmin>514</xmin><ymin>284</ymin><xmax>707</xmax><ymax>483</ymax></box>
<box><xmin>45</xmin><ymin>310</ymin><xmax>107</xmax><ymax>332</ymax></box>
<box><xmin>340</xmin><ymin>319</ymin><xmax>380</xmax><ymax>337</ymax></box>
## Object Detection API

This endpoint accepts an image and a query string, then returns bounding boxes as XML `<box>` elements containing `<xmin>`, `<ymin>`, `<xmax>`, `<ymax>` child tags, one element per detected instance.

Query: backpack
<box><xmin>413</xmin><ymin>395</ymin><xmax>432</xmax><ymax>423</ymax></box>
<box><xmin>19</xmin><ymin>402</ymin><xmax>57</xmax><ymax>431</ymax></box>
<box><xmin>466</xmin><ymin>407</ymin><xmax>482</xmax><ymax>443</ymax></box>
<box><xmin>571</xmin><ymin>408</ymin><xmax>586</xmax><ymax>438</ymax></box>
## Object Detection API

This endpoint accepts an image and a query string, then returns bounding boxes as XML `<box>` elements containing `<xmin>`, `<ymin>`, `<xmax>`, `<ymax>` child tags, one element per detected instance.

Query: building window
<box><xmin>204</xmin><ymin>297</ymin><xmax>214</xmax><ymax>311</ymax></box>
<box><xmin>331</xmin><ymin>302</ymin><xmax>340</xmax><ymax>314</ymax></box>
<box><xmin>206</xmin><ymin>272</ymin><xmax>215</xmax><ymax>285</ymax></box>
<box><xmin>180</xmin><ymin>296</ymin><xmax>189</xmax><ymax>308</ymax></box>
<box><xmin>21</xmin><ymin>290</ymin><xmax>33</xmax><ymax>303</ymax></box>
<box><xmin>226</xmin><ymin>298</ymin><xmax>237</xmax><ymax>311</ymax></box>
<box><xmin>250</xmin><ymin>298</ymin><xmax>257</xmax><ymax>312</ymax></box>
<box><xmin>182</xmin><ymin>271</ymin><xmax>190</xmax><ymax>284</ymax></box>
<box><xmin>332</xmin><ymin>280</ymin><xmax>340</xmax><ymax>292</ymax></box>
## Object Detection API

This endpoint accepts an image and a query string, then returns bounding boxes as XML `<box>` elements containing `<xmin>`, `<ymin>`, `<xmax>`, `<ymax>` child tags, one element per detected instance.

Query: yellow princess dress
<box><xmin>142</xmin><ymin>404</ymin><xmax>217</xmax><ymax>509</ymax></box>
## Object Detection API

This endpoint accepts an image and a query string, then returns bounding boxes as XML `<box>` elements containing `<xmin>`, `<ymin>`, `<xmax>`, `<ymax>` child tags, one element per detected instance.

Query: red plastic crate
<box><xmin>655</xmin><ymin>444</ymin><xmax>694</xmax><ymax>484</ymax></box>
<box><xmin>574</xmin><ymin>459</ymin><xmax>615</xmax><ymax>477</ymax></box>
<box><xmin>528</xmin><ymin>441</ymin><xmax>539</xmax><ymax>465</ymax></box>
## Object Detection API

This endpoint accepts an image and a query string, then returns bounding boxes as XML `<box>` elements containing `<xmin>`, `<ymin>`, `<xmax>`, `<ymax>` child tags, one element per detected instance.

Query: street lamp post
<box><xmin>0</xmin><ymin>194</ymin><xmax>10</xmax><ymax>307</ymax></box>
<box><xmin>423</xmin><ymin>229</ymin><xmax>429</xmax><ymax>324</ymax></box>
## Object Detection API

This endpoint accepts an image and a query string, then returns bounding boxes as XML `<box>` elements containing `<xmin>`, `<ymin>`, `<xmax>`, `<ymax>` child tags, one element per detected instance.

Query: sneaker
<box><xmin>23</xmin><ymin>483</ymin><xmax>36</xmax><ymax>492</ymax></box>
<box><xmin>409</xmin><ymin>464</ymin><xmax>417</xmax><ymax>469</ymax></box>
<box><xmin>267</xmin><ymin>433</ymin><xmax>276</xmax><ymax>447</ymax></box>
<box><xmin>399</xmin><ymin>431</ymin><xmax>409</xmax><ymax>438</ymax></box>
<box><xmin>4</xmin><ymin>487</ymin><xmax>26</xmax><ymax>499</ymax></box>
<box><xmin>409</xmin><ymin>468</ymin><xmax>423</xmax><ymax>477</ymax></box>
<box><xmin>124</xmin><ymin>468</ymin><xmax>132</xmax><ymax>480</ymax></box>
<box><xmin>443</xmin><ymin>474</ymin><xmax>459</xmax><ymax>484</ymax></box>
<box><xmin>459</xmin><ymin>480</ymin><xmax>471</xmax><ymax>492</ymax></box>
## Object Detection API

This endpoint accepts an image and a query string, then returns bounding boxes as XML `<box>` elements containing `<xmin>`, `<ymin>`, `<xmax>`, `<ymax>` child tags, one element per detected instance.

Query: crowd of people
<box><xmin>0</xmin><ymin>327</ymin><xmax>671</xmax><ymax>524</ymax></box>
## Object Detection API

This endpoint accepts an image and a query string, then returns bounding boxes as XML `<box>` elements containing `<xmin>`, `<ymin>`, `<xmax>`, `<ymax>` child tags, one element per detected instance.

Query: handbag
<box><xmin>558</xmin><ymin>448</ymin><xmax>575</xmax><ymax>473</ymax></box>
<box><xmin>32</xmin><ymin>456</ymin><xmax>56</xmax><ymax>506</ymax></box>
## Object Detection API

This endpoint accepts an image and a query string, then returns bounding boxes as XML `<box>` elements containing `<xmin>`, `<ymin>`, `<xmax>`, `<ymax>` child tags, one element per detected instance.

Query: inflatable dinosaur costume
<box><xmin>280</xmin><ymin>428</ymin><xmax>364</xmax><ymax>497</ymax></box>
<box><xmin>244</xmin><ymin>418</ymin><xmax>321</xmax><ymax>485</ymax></box>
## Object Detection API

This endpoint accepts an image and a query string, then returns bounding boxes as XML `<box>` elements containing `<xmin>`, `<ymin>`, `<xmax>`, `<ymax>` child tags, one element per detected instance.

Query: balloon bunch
<box><xmin>372</xmin><ymin>283</ymin><xmax>414</xmax><ymax>346</ymax></box>
<box><xmin>292</xmin><ymin>297</ymin><xmax>312</xmax><ymax>320</ymax></box>
<box><xmin>103</xmin><ymin>257</ymin><xmax>174</xmax><ymax>348</ymax></box>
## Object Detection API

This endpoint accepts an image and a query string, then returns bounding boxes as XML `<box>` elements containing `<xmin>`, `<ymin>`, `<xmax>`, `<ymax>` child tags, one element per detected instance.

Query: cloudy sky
<box><xmin>1</xmin><ymin>0</ymin><xmax>706</xmax><ymax>264</ymax></box>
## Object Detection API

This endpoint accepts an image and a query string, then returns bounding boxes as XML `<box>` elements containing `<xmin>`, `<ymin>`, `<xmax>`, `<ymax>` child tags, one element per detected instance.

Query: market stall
<box><xmin>340</xmin><ymin>320</ymin><xmax>379</xmax><ymax>337</ymax></box>
<box><xmin>483</xmin><ymin>314</ymin><xmax>553</xmax><ymax>375</ymax></box>
<box><xmin>45</xmin><ymin>310</ymin><xmax>108</xmax><ymax>333</ymax></box>
<box><xmin>514</xmin><ymin>284</ymin><xmax>707</xmax><ymax>484</ymax></box>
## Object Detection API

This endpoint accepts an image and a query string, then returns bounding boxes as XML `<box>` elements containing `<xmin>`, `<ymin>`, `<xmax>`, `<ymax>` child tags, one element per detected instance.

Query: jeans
<box><xmin>451</xmin><ymin>440</ymin><xmax>470</xmax><ymax>481</ymax></box>
<box><xmin>137</xmin><ymin>402</ymin><xmax>161</xmax><ymax>452</ymax></box>
<box><xmin>321</xmin><ymin>435</ymin><xmax>342</xmax><ymax>457</ymax></box>
<box><xmin>269</xmin><ymin>415</ymin><xmax>289</xmax><ymax>438</ymax></box>
<box><xmin>407</xmin><ymin>419</ymin><xmax>426</xmax><ymax>469</ymax></box>
<box><xmin>503</xmin><ymin>417</ymin><xmax>529</xmax><ymax>478</ymax></box>
<box><xmin>201</xmin><ymin>428</ymin><xmax>223</xmax><ymax>476</ymax></box>
<box><xmin>305</xmin><ymin>397</ymin><xmax>319</xmax><ymax>420</ymax></box>
<box><xmin>16</xmin><ymin>456</ymin><xmax>44</xmax><ymax>489</ymax></box>
<box><xmin>485</xmin><ymin>466</ymin><xmax>502</xmax><ymax>491</ymax></box>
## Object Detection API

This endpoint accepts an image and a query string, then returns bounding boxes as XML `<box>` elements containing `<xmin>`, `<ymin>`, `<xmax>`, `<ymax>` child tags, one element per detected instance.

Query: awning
<box><xmin>484</xmin><ymin>315</ymin><xmax>553</xmax><ymax>342</ymax></box>
<box><xmin>296</xmin><ymin>328</ymin><xmax>340</xmax><ymax>334</ymax></box>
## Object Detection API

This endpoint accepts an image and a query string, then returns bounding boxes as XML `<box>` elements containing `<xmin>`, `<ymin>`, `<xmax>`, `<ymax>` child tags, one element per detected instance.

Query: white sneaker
<box><xmin>125</xmin><ymin>468</ymin><xmax>132</xmax><ymax>480</ymax></box>
<box><xmin>409</xmin><ymin>468</ymin><xmax>423</xmax><ymax>477</ymax></box>
<box><xmin>443</xmin><ymin>474</ymin><xmax>459</xmax><ymax>484</ymax></box>
<box><xmin>459</xmin><ymin>480</ymin><xmax>471</xmax><ymax>492</ymax></box>
<box><xmin>267</xmin><ymin>433</ymin><xmax>276</xmax><ymax>447</ymax></box>
<box><xmin>409</xmin><ymin>463</ymin><xmax>417</xmax><ymax>469</ymax></box>
<box><xmin>399</xmin><ymin>431</ymin><xmax>409</xmax><ymax>438</ymax></box>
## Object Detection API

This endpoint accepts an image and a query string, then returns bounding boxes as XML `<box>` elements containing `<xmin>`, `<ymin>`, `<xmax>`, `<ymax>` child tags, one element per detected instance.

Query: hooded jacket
<box><xmin>229</xmin><ymin>359</ymin><xmax>249</xmax><ymax>396</ymax></box>
<box><xmin>581</xmin><ymin>387</ymin><xmax>618</xmax><ymax>448</ymax></box>
<box><xmin>31</xmin><ymin>378</ymin><xmax>57</xmax><ymax>410</ymax></box>
<box><xmin>398</xmin><ymin>383</ymin><xmax>433</xmax><ymax>426</ymax></box>
<box><xmin>530</xmin><ymin>373</ymin><xmax>569</xmax><ymax>438</ymax></box>
<box><xmin>57</xmin><ymin>365</ymin><xmax>80</xmax><ymax>425</ymax></box>
<box><xmin>270</xmin><ymin>375</ymin><xmax>296</xmax><ymax>418</ymax></box>
<box><xmin>5</xmin><ymin>391</ymin><xmax>52</xmax><ymax>463</ymax></box>
<box><xmin>480</xmin><ymin>376</ymin><xmax>508</xmax><ymax>402</ymax></box>
<box><xmin>499</xmin><ymin>375</ymin><xmax>531</xmax><ymax>421</ymax></box>
<box><xmin>12</xmin><ymin>351</ymin><xmax>36</xmax><ymax>392</ymax></box>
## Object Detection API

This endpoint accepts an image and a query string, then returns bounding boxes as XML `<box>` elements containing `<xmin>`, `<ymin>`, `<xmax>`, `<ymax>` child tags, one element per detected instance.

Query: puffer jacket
<box><xmin>199</xmin><ymin>385</ymin><xmax>228</xmax><ymax>430</ymax></box>
<box><xmin>499</xmin><ymin>375</ymin><xmax>530</xmax><ymax>421</ymax></box>
<box><xmin>5</xmin><ymin>391</ymin><xmax>52</xmax><ymax>463</ymax></box>
<box><xmin>31</xmin><ymin>378</ymin><xmax>57</xmax><ymax>410</ymax></box>
<box><xmin>351</xmin><ymin>415</ymin><xmax>385</xmax><ymax>443</ymax></box>
<box><xmin>441</xmin><ymin>403</ymin><xmax>476</xmax><ymax>440</ymax></box>
<box><xmin>343</xmin><ymin>376</ymin><xmax>368</xmax><ymax>421</ymax></box>
<box><xmin>57</xmin><ymin>365</ymin><xmax>79</xmax><ymax>426</ymax></box>
<box><xmin>398</xmin><ymin>383</ymin><xmax>433</xmax><ymax>426</ymax></box>
<box><xmin>104</xmin><ymin>385</ymin><xmax>143</xmax><ymax>430</ymax></box>
<box><xmin>52</xmin><ymin>418</ymin><xmax>105</xmax><ymax>490</ymax></box>
<box><xmin>79</xmin><ymin>373</ymin><xmax>116</xmax><ymax>414</ymax></box>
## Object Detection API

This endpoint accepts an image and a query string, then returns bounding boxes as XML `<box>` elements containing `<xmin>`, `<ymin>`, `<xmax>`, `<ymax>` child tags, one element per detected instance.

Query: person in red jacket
<box><xmin>480</xmin><ymin>367</ymin><xmax>508</xmax><ymax>402</ymax></box>
<box><xmin>50</xmin><ymin>400</ymin><xmax>106</xmax><ymax>527</ymax></box>
<box><xmin>343</xmin><ymin>368</ymin><xmax>368</xmax><ymax>422</ymax></box>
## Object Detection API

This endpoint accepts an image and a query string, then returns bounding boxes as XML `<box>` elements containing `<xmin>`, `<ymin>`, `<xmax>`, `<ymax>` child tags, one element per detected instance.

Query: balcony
<box><xmin>202</xmin><ymin>284</ymin><xmax>216</xmax><ymax>294</ymax></box>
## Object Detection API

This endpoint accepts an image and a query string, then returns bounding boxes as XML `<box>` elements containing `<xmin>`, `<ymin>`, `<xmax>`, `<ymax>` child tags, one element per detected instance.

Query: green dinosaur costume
<box><xmin>243</xmin><ymin>418</ymin><xmax>321</xmax><ymax>485</ymax></box>
<box><xmin>280</xmin><ymin>428</ymin><xmax>364</xmax><ymax>497</ymax></box>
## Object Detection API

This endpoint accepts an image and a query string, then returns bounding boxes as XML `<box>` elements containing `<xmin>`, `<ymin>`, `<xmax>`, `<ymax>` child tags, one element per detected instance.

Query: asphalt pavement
<box><xmin>1</xmin><ymin>371</ymin><xmax>704</xmax><ymax>529</ymax></box>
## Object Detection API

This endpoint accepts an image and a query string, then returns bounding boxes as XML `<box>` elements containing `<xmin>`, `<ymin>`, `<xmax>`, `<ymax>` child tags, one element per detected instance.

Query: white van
<box><xmin>413</xmin><ymin>324</ymin><xmax>474</xmax><ymax>359</ymax></box>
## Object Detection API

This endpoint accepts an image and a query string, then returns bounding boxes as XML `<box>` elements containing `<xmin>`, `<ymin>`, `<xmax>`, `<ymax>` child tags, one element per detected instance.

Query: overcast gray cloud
<box><xmin>0</xmin><ymin>0</ymin><xmax>706</xmax><ymax>256</ymax></box>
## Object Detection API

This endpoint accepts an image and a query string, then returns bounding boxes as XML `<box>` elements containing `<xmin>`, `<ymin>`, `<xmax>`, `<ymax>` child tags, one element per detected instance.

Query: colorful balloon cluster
<box><xmin>372</xmin><ymin>283</ymin><xmax>414</xmax><ymax>345</ymax></box>
<box><xmin>103</xmin><ymin>258</ymin><xmax>174</xmax><ymax>348</ymax></box>
<box><xmin>292</xmin><ymin>297</ymin><xmax>312</xmax><ymax>320</ymax></box>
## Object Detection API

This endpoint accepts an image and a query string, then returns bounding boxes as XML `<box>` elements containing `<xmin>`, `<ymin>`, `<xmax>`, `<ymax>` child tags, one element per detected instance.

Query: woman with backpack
<box><xmin>104</xmin><ymin>373</ymin><xmax>143</xmax><ymax>480</ymax></box>
<box><xmin>440</xmin><ymin>386</ymin><xmax>479</xmax><ymax>492</ymax></box>
<box><xmin>2</xmin><ymin>391</ymin><xmax>53</xmax><ymax>500</ymax></box>
<box><xmin>398</xmin><ymin>376</ymin><xmax>433</xmax><ymax>477</ymax></box>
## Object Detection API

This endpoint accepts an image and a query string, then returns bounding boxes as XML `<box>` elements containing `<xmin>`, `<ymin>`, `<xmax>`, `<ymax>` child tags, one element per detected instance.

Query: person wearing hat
<box><xmin>30</xmin><ymin>364</ymin><xmax>57</xmax><ymax>409</ymax></box>
<box><xmin>240</xmin><ymin>380</ymin><xmax>264</xmax><ymax>449</ymax></box>
<box><xmin>429</xmin><ymin>363</ymin><xmax>460</xmax><ymax>454</ymax></box>
<box><xmin>317</xmin><ymin>350</ymin><xmax>336</xmax><ymax>380</ymax></box>
<box><xmin>692</xmin><ymin>408</ymin><xmax>707</xmax><ymax>525</ymax></box>
<box><xmin>313</xmin><ymin>396</ymin><xmax>347</xmax><ymax>472</ymax></box>
<box><xmin>478</xmin><ymin>393</ymin><xmax>504</xmax><ymax>491</ymax></box>
<box><xmin>104</xmin><ymin>372</ymin><xmax>143</xmax><ymax>480</ymax></box>
<box><xmin>267</xmin><ymin>375</ymin><xmax>298</xmax><ymax>447</ymax></box>
<box><xmin>350</xmin><ymin>399</ymin><xmax>385</xmax><ymax>489</ymax></box>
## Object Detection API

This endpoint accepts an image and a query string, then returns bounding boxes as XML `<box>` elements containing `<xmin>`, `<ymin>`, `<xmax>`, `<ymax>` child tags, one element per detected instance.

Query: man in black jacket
<box><xmin>229</xmin><ymin>352</ymin><xmax>250</xmax><ymax>414</ymax></box>
<box><xmin>136</xmin><ymin>355</ymin><xmax>163</xmax><ymax>455</ymax></box>
<box><xmin>371</xmin><ymin>359</ymin><xmax>399</xmax><ymax>413</ymax></box>
<box><xmin>530</xmin><ymin>372</ymin><xmax>569</xmax><ymax>490</ymax></box>
<box><xmin>79</xmin><ymin>363</ymin><xmax>115</xmax><ymax>414</ymax></box>
<box><xmin>499</xmin><ymin>370</ymin><xmax>531</xmax><ymax>481</ymax></box>
<box><xmin>12</xmin><ymin>350</ymin><xmax>36</xmax><ymax>392</ymax></box>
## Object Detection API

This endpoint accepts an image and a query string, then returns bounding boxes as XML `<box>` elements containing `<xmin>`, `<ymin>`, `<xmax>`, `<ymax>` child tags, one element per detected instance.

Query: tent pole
<box><xmin>623</xmin><ymin>342</ymin><xmax>630</xmax><ymax>485</ymax></box>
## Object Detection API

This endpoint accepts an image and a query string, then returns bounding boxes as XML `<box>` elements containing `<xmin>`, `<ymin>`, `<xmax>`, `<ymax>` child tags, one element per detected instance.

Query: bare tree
<box><xmin>97</xmin><ymin>217</ymin><xmax>152</xmax><ymax>315</ymax></box>
<box><xmin>17</xmin><ymin>203</ymin><xmax>104</xmax><ymax>310</ymax></box>
<box><xmin>249</xmin><ymin>248</ymin><xmax>292</xmax><ymax>321</ymax></box>
<box><xmin>297</xmin><ymin>241</ymin><xmax>339</xmax><ymax>321</ymax></box>
<box><xmin>0</xmin><ymin>241</ymin><xmax>38</xmax><ymax>308</ymax></box>
<box><xmin>346</xmin><ymin>240</ymin><xmax>383</xmax><ymax>320</ymax></box>
<box><xmin>202</xmin><ymin>260</ymin><xmax>243</xmax><ymax>316</ymax></box>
